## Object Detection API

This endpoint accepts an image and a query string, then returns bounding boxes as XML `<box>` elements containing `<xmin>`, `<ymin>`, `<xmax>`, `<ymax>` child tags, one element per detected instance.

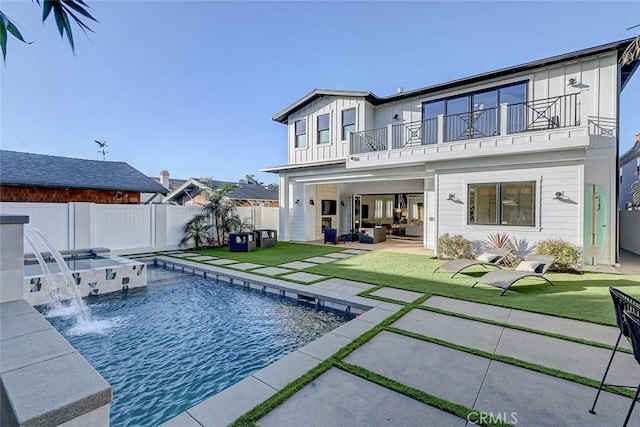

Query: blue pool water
<box><xmin>44</xmin><ymin>266</ymin><xmax>353</xmax><ymax>427</ymax></box>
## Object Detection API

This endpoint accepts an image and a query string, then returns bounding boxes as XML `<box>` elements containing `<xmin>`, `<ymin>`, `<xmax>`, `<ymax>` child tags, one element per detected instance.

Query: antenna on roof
<box><xmin>95</xmin><ymin>140</ymin><xmax>109</xmax><ymax>161</ymax></box>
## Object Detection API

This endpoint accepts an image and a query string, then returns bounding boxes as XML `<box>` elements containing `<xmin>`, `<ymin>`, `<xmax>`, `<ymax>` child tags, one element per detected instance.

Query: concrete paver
<box><xmin>371</xmin><ymin>287</ymin><xmax>424</xmax><ymax>303</ymax></box>
<box><xmin>423</xmin><ymin>295</ymin><xmax>511</xmax><ymax>323</ymax></box>
<box><xmin>392</xmin><ymin>309</ymin><xmax>504</xmax><ymax>353</ymax></box>
<box><xmin>345</xmin><ymin>331</ymin><xmax>491</xmax><ymax>408</ymax></box>
<box><xmin>259</xmin><ymin>368</ymin><xmax>465</xmax><ymax>427</ymax></box>
<box><xmin>323</xmin><ymin>252</ymin><xmax>354</xmax><ymax>259</ymax></box>
<box><xmin>228</xmin><ymin>262</ymin><xmax>263</xmax><ymax>270</ymax></box>
<box><xmin>342</xmin><ymin>249</ymin><xmax>369</xmax><ymax>254</ymax></box>
<box><xmin>297</xmin><ymin>332</ymin><xmax>353</xmax><ymax>360</ymax></box>
<box><xmin>188</xmin><ymin>255</ymin><xmax>217</xmax><ymax>261</ymax></box>
<box><xmin>252</xmin><ymin>350</ymin><xmax>322</xmax><ymax>391</ymax></box>
<box><xmin>251</xmin><ymin>267</ymin><xmax>293</xmax><ymax>276</ymax></box>
<box><xmin>302</xmin><ymin>256</ymin><xmax>337</xmax><ymax>264</ymax></box>
<box><xmin>280</xmin><ymin>272</ymin><xmax>326</xmax><ymax>283</ymax></box>
<box><xmin>205</xmin><ymin>259</ymin><xmax>238</xmax><ymax>265</ymax></box>
<box><xmin>279</xmin><ymin>261</ymin><xmax>318</xmax><ymax>270</ymax></box>
<box><xmin>474</xmin><ymin>361</ymin><xmax>640</xmax><ymax>427</ymax></box>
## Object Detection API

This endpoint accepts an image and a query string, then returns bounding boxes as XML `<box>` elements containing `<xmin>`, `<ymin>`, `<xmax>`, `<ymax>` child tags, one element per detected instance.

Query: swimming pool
<box><xmin>43</xmin><ymin>266</ymin><xmax>353</xmax><ymax>427</ymax></box>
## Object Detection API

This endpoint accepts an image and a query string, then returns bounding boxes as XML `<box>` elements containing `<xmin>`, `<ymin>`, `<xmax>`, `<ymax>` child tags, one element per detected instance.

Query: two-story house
<box><xmin>264</xmin><ymin>38</ymin><xmax>639</xmax><ymax>266</ymax></box>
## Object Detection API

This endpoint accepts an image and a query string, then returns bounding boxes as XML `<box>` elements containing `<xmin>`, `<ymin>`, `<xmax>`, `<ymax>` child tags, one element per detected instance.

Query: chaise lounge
<box><xmin>433</xmin><ymin>247</ymin><xmax>513</xmax><ymax>278</ymax></box>
<box><xmin>471</xmin><ymin>254</ymin><xmax>556</xmax><ymax>296</ymax></box>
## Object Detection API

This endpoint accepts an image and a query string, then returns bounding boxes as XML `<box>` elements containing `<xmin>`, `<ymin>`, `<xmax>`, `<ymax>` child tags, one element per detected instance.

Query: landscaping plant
<box><xmin>437</xmin><ymin>233</ymin><xmax>473</xmax><ymax>260</ymax></box>
<box><xmin>535</xmin><ymin>238</ymin><xmax>582</xmax><ymax>272</ymax></box>
<box><xmin>484</xmin><ymin>232</ymin><xmax>517</xmax><ymax>266</ymax></box>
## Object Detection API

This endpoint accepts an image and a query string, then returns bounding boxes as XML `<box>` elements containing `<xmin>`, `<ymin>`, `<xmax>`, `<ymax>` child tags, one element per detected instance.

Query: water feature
<box><xmin>45</xmin><ymin>266</ymin><xmax>353</xmax><ymax>427</ymax></box>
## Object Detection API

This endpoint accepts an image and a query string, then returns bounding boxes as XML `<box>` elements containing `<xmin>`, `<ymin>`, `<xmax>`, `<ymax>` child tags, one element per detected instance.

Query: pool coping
<box><xmin>152</xmin><ymin>256</ymin><xmax>403</xmax><ymax>427</ymax></box>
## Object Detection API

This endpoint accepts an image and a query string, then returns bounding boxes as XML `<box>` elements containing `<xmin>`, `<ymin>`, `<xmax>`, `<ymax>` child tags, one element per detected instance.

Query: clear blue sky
<box><xmin>1</xmin><ymin>1</ymin><xmax>638</xmax><ymax>185</ymax></box>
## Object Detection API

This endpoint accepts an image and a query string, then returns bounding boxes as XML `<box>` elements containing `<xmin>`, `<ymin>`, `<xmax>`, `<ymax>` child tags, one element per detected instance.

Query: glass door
<box><xmin>352</xmin><ymin>195</ymin><xmax>361</xmax><ymax>234</ymax></box>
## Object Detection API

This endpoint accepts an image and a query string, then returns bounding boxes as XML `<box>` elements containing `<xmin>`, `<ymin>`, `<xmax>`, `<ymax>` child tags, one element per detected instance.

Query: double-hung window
<box><xmin>342</xmin><ymin>108</ymin><xmax>356</xmax><ymax>140</ymax></box>
<box><xmin>295</xmin><ymin>119</ymin><xmax>307</xmax><ymax>148</ymax></box>
<box><xmin>468</xmin><ymin>181</ymin><xmax>535</xmax><ymax>226</ymax></box>
<box><xmin>318</xmin><ymin>114</ymin><xmax>330</xmax><ymax>144</ymax></box>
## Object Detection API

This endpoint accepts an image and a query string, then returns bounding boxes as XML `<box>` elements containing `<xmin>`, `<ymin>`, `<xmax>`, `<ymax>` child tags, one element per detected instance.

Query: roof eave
<box><xmin>271</xmin><ymin>89</ymin><xmax>378</xmax><ymax>124</ymax></box>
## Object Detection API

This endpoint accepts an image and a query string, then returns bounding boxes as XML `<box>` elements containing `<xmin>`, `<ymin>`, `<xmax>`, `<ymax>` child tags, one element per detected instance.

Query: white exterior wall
<box><xmin>288</xmin><ymin>97</ymin><xmax>367</xmax><ymax>164</ymax></box>
<box><xmin>437</xmin><ymin>163</ymin><xmax>582</xmax><ymax>255</ymax></box>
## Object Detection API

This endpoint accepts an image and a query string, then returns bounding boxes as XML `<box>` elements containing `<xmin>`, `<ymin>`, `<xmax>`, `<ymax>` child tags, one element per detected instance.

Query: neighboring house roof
<box><xmin>0</xmin><ymin>150</ymin><xmax>169</xmax><ymax>194</ymax></box>
<box><xmin>163</xmin><ymin>178</ymin><xmax>278</xmax><ymax>203</ymax></box>
<box><xmin>150</xmin><ymin>177</ymin><xmax>188</xmax><ymax>192</ymax></box>
<box><xmin>621</xmin><ymin>140</ymin><xmax>640</xmax><ymax>165</ymax></box>
<box><xmin>272</xmin><ymin>38</ymin><xmax>639</xmax><ymax>124</ymax></box>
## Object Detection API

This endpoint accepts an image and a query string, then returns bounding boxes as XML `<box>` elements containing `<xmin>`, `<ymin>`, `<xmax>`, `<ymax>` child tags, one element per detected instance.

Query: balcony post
<box><xmin>437</xmin><ymin>114</ymin><xmax>444</xmax><ymax>144</ymax></box>
<box><xmin>387</xmin><ymin>124</ymin><xmax>393</xmax><ymax>151</ymax></box>
<box><xmin>499</xmin><ymin>103</ymin><xmax>508</xmax><ymax>135</ymax></box>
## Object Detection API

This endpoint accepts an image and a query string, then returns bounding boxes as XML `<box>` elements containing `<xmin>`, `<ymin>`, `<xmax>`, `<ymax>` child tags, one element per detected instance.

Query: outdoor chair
<box><xmin>433</xmin><ymin>247</ymin><xmax>513</xmax><ymax>278</ymax></box>
<box><xmin>324</xmin><ymin>228</ymin><xmax>345</xmax><ymax>245</ymax></box>
<box><xmin>589</xmin><ymin>288</ymin><xmax>640</xmax><ymax>417</ymax></box>
<box><xmin>621</xmin><ymin>310</ymin><xmax>640</xmax><ymax>426</ymax></box>
<box><xmin>470</xmin><ymin>254</ymin><xmax>555</xmax><ymax>296</ymax></box>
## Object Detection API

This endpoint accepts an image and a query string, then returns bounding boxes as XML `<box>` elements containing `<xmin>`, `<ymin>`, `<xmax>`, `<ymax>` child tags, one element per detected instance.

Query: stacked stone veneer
<box><xmin>24</xmin><ymin>256</ymin><xmax>147</xmax><ymax>306</ymax></box>
<box><xmin>1</xmin><ymin>215</ymin><xmax>112</xmax><ymax>427</ymax></box>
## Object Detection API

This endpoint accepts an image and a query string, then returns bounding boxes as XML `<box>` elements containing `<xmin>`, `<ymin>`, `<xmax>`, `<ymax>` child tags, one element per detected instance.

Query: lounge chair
<box><xmin>433</xmin><ymin>247</ymin><xmax>513</xmax><ymax>278</ymax></box>
<box><xmin>471</xmin><ymin>254</ymin><xmax>556</xmax><ymax>296</ymax></box>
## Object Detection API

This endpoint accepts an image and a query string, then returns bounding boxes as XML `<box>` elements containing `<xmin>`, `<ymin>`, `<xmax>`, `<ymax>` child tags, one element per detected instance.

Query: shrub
<box><xmin>484</xmin><ymin>232</ymin><xmax>516</xmax><ymax>266</ymax></box>
<box><xmin>437</xmin><ymin>233</ymin><xmax>473</xmax><ymax>260</ymax></box>
<box><xmin>535</xmin><ymin>238</ymin><xmax>582</xmax><ymax>272</ymax></box>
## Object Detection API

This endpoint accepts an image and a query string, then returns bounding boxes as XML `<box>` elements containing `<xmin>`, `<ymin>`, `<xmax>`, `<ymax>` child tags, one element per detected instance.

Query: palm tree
<box><xmin>193</xmin><ymin>182</ymin><xmax>239</xmax><ymax>245</ymax></box>
<box><xmin>179</xmin><ymin>217</ymin><xmax>212</xmax><ymax>250</ymax></box>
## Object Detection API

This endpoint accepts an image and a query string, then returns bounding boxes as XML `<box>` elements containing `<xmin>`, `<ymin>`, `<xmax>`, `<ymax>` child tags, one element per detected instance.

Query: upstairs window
<box><xmin>342</xmin><ymin>108</ymin><xmax>356</xmax><ymax>140</ymax></box>
<box><xmin>468</xmin><ymin>181</ymin><xmax>535</xmax><ymax>226</ymax></box>
<box><xmin>318</xmin><ymin>114</ymin><xmax>330</xmax><ymax>144</ymax></box>
<box><xmin>295</xmin><ymin>119</ymin><xmax>306</xmax><ymax>148</ymax></box>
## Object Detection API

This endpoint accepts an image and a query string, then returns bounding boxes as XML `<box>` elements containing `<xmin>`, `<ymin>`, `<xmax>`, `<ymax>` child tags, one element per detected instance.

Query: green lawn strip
<box><xmin>416</xmin><ymin>304</ymin><xmax>633</xmax><ymax>355</ymax></box>
<box><xmin>334</xmin><ymin>361</ymin><xmax>513</xmax><ymax>427</ymax></box>
<box><xmin>169</xmin><ymin>242</ymin><xmax>346</xmax><ymax>266</ymax></box>
<box><xmin>304</xmin><ymin>251</ymin><xmax>640</xmax><ymax>325</ymax></box>
<box><xmin>385</xmin><ymin>326</ymin><xmax>636</xmax><ymax>399</ymax></box>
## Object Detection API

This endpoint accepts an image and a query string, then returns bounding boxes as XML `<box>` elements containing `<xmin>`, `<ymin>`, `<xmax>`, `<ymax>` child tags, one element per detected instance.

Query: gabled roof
<box><xmin>271</xmin><ymin>90</ymin><xmax>377</xmax><ymax>124</ymax></box>
<box><xmin>163</xmin><ymin>178</ymin><xmax>278</xmax><ymax>203</ymax></box>
<box><xmin>272</xmin><ymin>38</ymin><xmax>639</xmax><ymax>124</ymax></box>
<box><xmin>621</xmin><ymin>140</ymin><xmax>640</xmax><ymax>165</ymax></box>
<box><xmin>0</xmin><ymin>150</ymin><xmax>168</xmax><ymax>194</ymax></box>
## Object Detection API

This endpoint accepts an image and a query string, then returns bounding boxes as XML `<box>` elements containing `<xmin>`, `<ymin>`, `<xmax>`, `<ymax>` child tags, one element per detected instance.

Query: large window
<box><xmin>468</xmin><ymin>181</ymin><xmax>535</xmax><ymax>226</ymax></box>
<box><xmin>295</xmin><ymin>119</ymin><xmax>306</xmax><ymax>148</ymax></box>
<box><xmin>422</xmin><ymin>82</ymin><xmax>527</xmax><ymax>142</ymax></box>
<box><xmin>318</xmin><ymin>114</ymin><xmax>330</xmax><ymax>144</ymax></box>
<box><xmin>342</xmin><ymin>108</ymin><xmax>356</xmax><ymax>140</ymax></box>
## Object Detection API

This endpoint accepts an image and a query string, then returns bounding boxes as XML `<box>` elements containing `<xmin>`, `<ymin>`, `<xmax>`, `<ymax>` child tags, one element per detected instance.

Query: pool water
<box><xmin>44</xmin><ymin>266</ymin><xmax>353</xmax><ymax>427</ymax></box>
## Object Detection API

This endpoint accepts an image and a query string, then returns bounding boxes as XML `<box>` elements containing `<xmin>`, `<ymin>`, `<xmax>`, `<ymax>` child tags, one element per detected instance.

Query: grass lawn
<box><xmin>193</xmin><ymin>241</ymin><xmax>349</xmax><ymax>266</ymax></box>
<box><xmin>186</xmin><ymin>243</ymin><xmax>640</xmax><ymax>325</ymax></box>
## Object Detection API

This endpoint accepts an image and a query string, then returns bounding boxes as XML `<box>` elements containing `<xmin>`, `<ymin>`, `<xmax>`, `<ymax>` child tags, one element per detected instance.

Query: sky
<box><xmin>1</xmin><ymin>1</ymin><xmax>639</xmax><ymax>185</ymax></box>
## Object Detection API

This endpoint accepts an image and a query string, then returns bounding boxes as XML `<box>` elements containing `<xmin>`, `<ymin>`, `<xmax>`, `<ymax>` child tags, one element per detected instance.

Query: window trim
<box><xmin>317</xmin><ymin>113</ymin><xmax>331</xmax><ymax>145</ymax></box>
<box><xmin>294</xmin><ymin>119</ymin><xmax>307</xmax><ymax>149</ymax></box>
<box><xmin>466</xmin><ymin>180</ymin><xmax>536</xmax><ymax>227</ymax></box>
<box><xmin>341</xmin><ymin>108</ymin><xmax>356</xmax><ymax>141</ymax></box>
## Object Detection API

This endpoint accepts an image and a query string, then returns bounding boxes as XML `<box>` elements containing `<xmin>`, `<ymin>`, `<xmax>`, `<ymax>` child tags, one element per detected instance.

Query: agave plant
<box><xmin>484</xmin><ymin>232</ymin><xmax>517</xmax><ymax>266</ymax></box>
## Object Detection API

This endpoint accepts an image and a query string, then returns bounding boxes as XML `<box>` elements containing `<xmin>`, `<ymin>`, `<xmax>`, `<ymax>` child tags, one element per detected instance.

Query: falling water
<box><xmin>24</xmin><ymin>225</ymin><xmax>93</xmax><ymax>326</ymax></box>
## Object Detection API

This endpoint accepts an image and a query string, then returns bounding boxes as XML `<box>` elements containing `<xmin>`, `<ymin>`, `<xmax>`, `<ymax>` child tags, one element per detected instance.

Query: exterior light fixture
<box><xmin>309</xmin><ymin>199</ymin><xmax>315</xmax><ymax>206</ymax></box>
<box><xmin>447</xmin><ymin>193</ymin><xmax>456</xmax><ymax>201</ymax></box>
<box><xmin>295</xmin><ymin>199</ymin><xmax>300</xmax><ymax>205</ymax></box>
<box><xmin>554</xmin><ymin>191</ymin><xmax>566</xmax><ymax>200</ymax></box>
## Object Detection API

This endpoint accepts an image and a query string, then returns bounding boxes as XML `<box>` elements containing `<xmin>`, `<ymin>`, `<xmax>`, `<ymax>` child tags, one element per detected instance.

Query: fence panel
<box><xmin>0</xmin><ymin>203</ymin><xmax>70</xmax><ymax>250</ymax></box>
<box><xmin>165</xmin><ymin>205</ymin><xmax>202</xmax><ymax>246</ymax></box>
<box><xmin>94</xmin><ymin>205</ymin><xmax>152</xmax><ymax>249</ymax></box>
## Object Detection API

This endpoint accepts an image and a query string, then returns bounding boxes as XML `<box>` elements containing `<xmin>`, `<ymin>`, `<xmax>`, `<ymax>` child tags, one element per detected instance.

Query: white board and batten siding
<box><xmin>288</xmin><ymin>97</ymin><xmax>366</xmax><ymax>165</ymax></box>
<box><xmin>437</xmin><ymin>164</ymin><xmax>583</xmax><ymax>255</ymax></box>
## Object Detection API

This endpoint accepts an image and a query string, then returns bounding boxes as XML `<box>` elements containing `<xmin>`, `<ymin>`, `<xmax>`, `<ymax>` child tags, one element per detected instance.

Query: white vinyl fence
<box><xmin>0</xmin><ymin>202</ymin><xmax>279</xmax><ymax>254</ymax></box>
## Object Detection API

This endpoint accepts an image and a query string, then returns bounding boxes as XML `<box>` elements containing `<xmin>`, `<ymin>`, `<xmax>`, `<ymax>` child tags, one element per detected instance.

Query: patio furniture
<box><xmin>255</xmin><ymin>229</ymin><xmax>277</xmax><ymax>247</ymax></box>
<box><xmin>589</xmin><ymin>288</ymin><xmax>640</xmax><ymax>416</ymax></box>
<box><xmin>621</xmin><ymin>310</ymin><xmax>640</xmax><ymax>427</ymax></box>
<box><xmin>470</xmin><ymin>254</ymin><xmax>555</xmax><ymax>296</ymax></box>
<box><xmin>324</xmin><ymin>228</ymin><xmax>345</xmax><ymax>245</ymax></box>
<box><xmin>433</xmin><ymin>247</ymin><xmax>513</xmax><ymax>278</ymax></box>
<box><xmin>229</xmin><ymin>232</ymin><xmax>256</xmax><ymax>252</ymax></box>
<box><xmin>359</xmin><ymin>227</ymin><xmax>386</xmax><ymax>244</ymax></box>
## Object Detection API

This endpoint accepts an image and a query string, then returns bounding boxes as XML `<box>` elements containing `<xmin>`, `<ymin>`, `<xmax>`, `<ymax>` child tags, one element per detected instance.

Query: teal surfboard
<box><xmin>583</xmin><ymin>184</ymin><xmax>607</xmax><ymax>265</ymax></box>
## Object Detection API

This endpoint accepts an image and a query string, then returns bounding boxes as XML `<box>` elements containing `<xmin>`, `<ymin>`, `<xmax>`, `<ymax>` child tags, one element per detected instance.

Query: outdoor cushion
<box><xmin>515</xmin><ymin>261</ymin><xmax>540</xmax><ymax>273</ymax></box>
<box><xmin>477</xmin><ymin>253</ymin><xmax>499</xmax><ymax>263</ymax></box>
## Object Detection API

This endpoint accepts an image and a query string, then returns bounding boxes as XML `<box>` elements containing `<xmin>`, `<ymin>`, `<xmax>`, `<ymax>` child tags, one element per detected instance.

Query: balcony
<box><xmin>350</xmin><ymin>94</ymin><xmax>579</xmax><ymax>155</ymax></box>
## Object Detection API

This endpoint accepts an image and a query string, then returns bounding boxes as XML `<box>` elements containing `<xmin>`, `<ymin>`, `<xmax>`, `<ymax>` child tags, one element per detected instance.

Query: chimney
<box><xmin>160</xmin><ymin>170</ymin><xmax>170</xmax><ymax>189</ymax></box>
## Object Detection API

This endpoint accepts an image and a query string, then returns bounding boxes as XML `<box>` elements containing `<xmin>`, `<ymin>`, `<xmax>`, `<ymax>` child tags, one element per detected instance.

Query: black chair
<box><xmin>589</xmin><ymin>288</ymin><xmax>640</xmax><ymax>415</ymax></box>
<box><xmin>621</xmin><ymin>310</ymin><xmax>640</xmax><ymax>426</ymax></box>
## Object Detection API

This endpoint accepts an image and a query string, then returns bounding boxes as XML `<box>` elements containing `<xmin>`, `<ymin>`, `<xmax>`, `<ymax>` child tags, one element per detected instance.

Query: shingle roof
<box><xmin>229</xmin><ymin>183</ymin><xmax>278</xmax><ymax>201</ymax></box>
<box><xmin>0</xmin><ymin>150</ymin><xmax>169</xmax><ymax>194</ymax></box>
